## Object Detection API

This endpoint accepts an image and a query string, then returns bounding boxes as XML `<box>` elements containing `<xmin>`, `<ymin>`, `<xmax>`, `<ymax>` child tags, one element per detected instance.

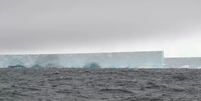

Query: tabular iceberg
<box><xmin>0</xmin><ymin>51</ymin><xmax>164</xmax><ymax>68</ymax></box>
<box><xmin>164</xmin><ymin>57</ymin><xmax>201</xmax><ymax>68</ymax></box>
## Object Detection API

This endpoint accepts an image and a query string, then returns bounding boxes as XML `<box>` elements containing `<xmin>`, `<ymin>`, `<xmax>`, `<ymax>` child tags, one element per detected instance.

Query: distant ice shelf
<box><xmin>164</xmin><ymin>57</ymin><xmax>201</xmax><ymax>68</ymax></box>
<box><xmin>0</xmin><ymin>51</ymin><xmax>164</xmax><ymax>68</ymax></box>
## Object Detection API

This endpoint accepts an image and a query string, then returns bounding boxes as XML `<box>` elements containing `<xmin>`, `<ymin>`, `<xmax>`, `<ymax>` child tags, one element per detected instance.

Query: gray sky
<box><xmin>0</xmin><ymin>0</ymin><xmax>201</xmax><ymax>57</ymax></box>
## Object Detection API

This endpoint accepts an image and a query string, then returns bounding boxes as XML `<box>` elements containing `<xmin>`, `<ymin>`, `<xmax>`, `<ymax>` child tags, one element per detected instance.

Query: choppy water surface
<box><xmin>0</xmin><ymin>68</ymin><xmax>201</xmax><ymax>101</ymax></box>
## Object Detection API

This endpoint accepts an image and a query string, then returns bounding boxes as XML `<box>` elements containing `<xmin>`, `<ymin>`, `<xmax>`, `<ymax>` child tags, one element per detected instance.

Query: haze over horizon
<box><xmin>0</xmin><ymin>0</ymin><xmax>201</xmax><ymax>57</ymax></box>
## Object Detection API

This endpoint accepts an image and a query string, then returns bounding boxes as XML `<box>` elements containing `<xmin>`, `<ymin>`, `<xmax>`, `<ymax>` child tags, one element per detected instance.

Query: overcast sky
<box><xmin>0</xmin><ymin>0</ymin><xmax>201</xmax><ymax>57</ymax></box>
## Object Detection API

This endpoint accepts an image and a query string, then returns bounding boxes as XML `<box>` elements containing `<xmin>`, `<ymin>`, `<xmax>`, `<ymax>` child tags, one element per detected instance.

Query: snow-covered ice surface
<box><xmin>0</xmin><ymin>51</ymin><xmax>163</xmax><ymax>68</ymax></box>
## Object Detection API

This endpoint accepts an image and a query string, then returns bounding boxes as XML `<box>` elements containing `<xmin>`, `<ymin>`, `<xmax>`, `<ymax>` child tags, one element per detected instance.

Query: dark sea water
<box><xmin>0</xmin><ymin>68</ymin><xmax>201</xmax><ymax>101</ymax></box>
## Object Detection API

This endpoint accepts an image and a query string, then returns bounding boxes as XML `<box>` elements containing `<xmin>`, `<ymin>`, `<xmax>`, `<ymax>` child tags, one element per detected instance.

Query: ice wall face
<box><xmin>164</xmin><ymin>58</ymin><xmax>201</xmax><ymax>68</ymax></box>
<box><xmin>0</xmin><ymin>51</ymin><xmax>164</xmax><ymax>68</ymax></box>
<box><xmin>34</xmin><ymin>55</ymin><xmax>61</xmax><ymax>68</ymax></box>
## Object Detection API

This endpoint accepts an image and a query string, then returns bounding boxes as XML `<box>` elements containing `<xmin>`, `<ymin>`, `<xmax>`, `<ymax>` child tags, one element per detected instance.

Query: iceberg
<box><xmin>0</xmin><ymin>51</ymin><xmax>164</xmax><ymax>68</ymax></box>
<box><xmin>164</xmin><ymin>57</ymin><xmax>201</xmax><ymax>68</ymax></box>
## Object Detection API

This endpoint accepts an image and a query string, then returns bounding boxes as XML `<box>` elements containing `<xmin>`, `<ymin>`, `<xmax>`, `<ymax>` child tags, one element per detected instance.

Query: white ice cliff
<box><xmin>0</xmin><ymin>51</ymin><xmax>164</xmax><ymax>68</ymax></box>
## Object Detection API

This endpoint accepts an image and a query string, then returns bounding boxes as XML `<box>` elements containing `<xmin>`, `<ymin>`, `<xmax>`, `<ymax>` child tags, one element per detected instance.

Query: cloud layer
<box><xmin>0</xmin><ymin>0</ymin><xmax>201</xmax><ymax>57</ymax></box>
